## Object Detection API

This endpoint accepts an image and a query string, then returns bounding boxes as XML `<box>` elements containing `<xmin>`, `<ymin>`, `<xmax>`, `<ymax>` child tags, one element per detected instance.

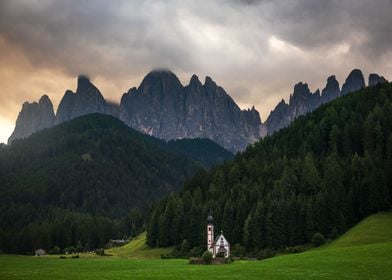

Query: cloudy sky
<box><xmin>0</xmin><ymin>0</ymin><xmax>391</xmax><ymax>143</ymax></box>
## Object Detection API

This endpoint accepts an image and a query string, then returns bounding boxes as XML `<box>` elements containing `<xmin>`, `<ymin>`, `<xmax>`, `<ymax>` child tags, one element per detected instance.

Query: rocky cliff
<box><xmin>264</xmin><ymin>69</ymin><xmax>386</xmax><ymax>135</ymax></box>
<box><xmin>368</xmin><ymin>73</ymin><xmax>388</xmax><ymax>86</ymax></box>
<box><xmin>8</xmin><ymin>95</ymin><xmax>55</xmax><ymax>144</ymax></box>
<box><xmin>341</xmin><ymin>69</ymin><xmax>365</xmax><ymax>95</ymax></box>
<box><xmin>55</xmin><ymin>75</ymin><xmax>116</xmax><ymax>124</ymax></box>
<box><xmin>265</xmin><ymin>82</ymin><xmax>322</xmax><ymax>134</ymax></box>
<box><xmin>119</xmin><ymin>70</ymin><xmax>262</xmax><ymax>152</ymax></box>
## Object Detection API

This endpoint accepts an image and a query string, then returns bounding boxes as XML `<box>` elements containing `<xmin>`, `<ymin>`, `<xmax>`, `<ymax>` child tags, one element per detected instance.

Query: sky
<box><xmin>0</xmin><ymin>0</ymin><xmax>392</xmax><ymax>144</ymax></box>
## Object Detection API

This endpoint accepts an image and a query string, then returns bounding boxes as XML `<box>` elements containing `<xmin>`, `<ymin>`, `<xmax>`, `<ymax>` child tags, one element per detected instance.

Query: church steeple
<box><xmin>207</xmin><ymin>215</ymin><xmax>214</xmax><ymax>255</ymax></box>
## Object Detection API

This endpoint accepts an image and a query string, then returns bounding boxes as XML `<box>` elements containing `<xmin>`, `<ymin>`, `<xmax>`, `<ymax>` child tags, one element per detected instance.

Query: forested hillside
<box><xmin>147</xmin><ymin>82</ymin><xmax>392</xmax><ymax>253</ymax></box>
<box><xmin>0</xmin><ymin>114</ymin><xmax>205</xmax><ymax>253</ymax></box>
<box><xmin>166</xmin><ymin>139</ymin><xmax>234</xmax><ymax>168</ymax></box>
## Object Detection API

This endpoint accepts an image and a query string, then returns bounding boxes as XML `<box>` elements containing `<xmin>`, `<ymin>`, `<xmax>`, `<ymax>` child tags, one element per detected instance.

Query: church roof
<box><xmin>214</xmin><ymin>233</ymin><xmax>230</xmax><ymax>245</ymax></box>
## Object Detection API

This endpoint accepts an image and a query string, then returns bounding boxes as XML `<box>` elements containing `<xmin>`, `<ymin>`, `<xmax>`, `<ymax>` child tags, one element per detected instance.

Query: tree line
<box><xmin>147</xmin><ymin>82</ymin><xmax>392</xmax><ymax>254</ymax></box>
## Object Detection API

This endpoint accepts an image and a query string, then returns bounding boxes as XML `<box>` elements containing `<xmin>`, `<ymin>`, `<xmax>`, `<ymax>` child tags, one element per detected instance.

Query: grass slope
<box><xmin>106</xmin><ymin>232</ymin><xmax>173</xmax><ymax>259</ymax></box>
<box><xmin>1</xmin><ymin>213</ymin><xmax>391</xmax><ymax>280</ymax></box>
<box><xmin>326</xmin><ymin>212</ymin><xmax>392</xmax><ymax>248</ymax></box>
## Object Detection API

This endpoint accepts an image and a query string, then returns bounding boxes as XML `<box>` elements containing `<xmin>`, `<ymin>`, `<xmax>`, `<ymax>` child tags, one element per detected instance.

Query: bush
<box><xmin>71</xmin><ymin>255</ymin><xmax>79</xmax><ymax>259</ymax></box>
<box><xmin>231</xmin><ymin>243</ymin><xmax>246</xmax><ymax>258</ymax></box>
<box><xmin>64</xmin><ymin>246</ymin><xmax>76</xmax><ymax>254</ymax></box>
<box><xmin>286</xmin><ymin>245</ymin><xmax>307</xmax><ymax>254</ymax></box>
<box><xmin>311</xmin><ymin>232</ymin><xmax>326</xmax><ymax>247</ymax></box>
<box><xmin>202</xmin><ymin>251</ymin><xmax>213</xmax><ymax>264</ymax></box>
<box><xmin>76</xmin><ymin>241</ymin><xmax>83</xmax><ymax>253</ymax></box>
<box><xmin>50</xmin><ymin>246</ymin><xmax>61</xmax><ymax>255</ymax></box>
<box><xmin>180</xmin><ymin>239</ymin><xmax>191</xmax><ymax>253</ymax></box>
<box><xmin>189</xmin><ymin>246</ymin><xmax>204</xmax><ymax>257</ymax></box>
<box><xmin>256</xmin><ymin>249</ymin><xmax>275</xmax><ymax>260</ymax></box>
<box><xmin>95</xmin><ymin>248</ymin><xmax>105</xmax><ymax>256</ymax></box>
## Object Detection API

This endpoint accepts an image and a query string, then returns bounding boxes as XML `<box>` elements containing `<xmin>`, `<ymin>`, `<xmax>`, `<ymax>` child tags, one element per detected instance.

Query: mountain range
<box><xmin>8</xmin><ymin>69</ymin><xmax>388</xmax><ymax>152</ymax></box>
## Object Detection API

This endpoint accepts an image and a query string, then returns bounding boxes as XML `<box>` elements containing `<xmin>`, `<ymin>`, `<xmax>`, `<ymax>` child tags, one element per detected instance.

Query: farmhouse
<box><xmin>206</xmin><ymin>215</ymin><xmax>230</xmax><ymax>258</ymax></box>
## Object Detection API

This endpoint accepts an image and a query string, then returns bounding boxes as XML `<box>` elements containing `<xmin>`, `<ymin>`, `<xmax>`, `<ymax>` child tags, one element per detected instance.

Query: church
<box><xmin>206</xmin><ymin>215</ymin><xmax>230</xmax><ymax>258</ymax></box>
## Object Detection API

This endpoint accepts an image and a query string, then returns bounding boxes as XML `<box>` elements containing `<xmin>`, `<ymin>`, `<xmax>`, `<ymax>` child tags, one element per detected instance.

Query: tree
<box><xmin>311</xmin><ymin>233</ymin><xmax>326</xmax><ymax>247</ymax></box>
<box><xmin>202</xmin><ymin>251</ymin><xmax>213</xmax><ymax>264</ymax></box>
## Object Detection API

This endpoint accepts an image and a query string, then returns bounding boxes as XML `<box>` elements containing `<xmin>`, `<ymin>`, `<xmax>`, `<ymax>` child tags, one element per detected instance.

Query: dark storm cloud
<box><xmin>1</xmin><ymin>0</ymin><xmax>391</xmax><ymax>77</ymax></box>
<box><xmin>0</xmin><ymin>0</ymin><xmax>392</xmax><ymax>143</ymax></box>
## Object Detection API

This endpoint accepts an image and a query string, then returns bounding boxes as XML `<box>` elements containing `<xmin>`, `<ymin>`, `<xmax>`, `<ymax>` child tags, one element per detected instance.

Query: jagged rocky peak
<box><xmin>119</xmin><ymin>71</ymin><xmax>262</xmax><ymax>152</ymax></box>
<box><xmin>341</xmin><ymin>69</ymin><xmax>365</xmax><ymax>95</ymax></box>
<box><xmin>188</xmin><ymin>74</ymin><xmax>203</xmax><ymax>90</ymax></box>
<box><xmin>77</xmin><ymin>75</ymin><xmax>93</xmax><ymax>91</ymax></box>
<box><xmin>204</xmin><ymin>76</ymin><xmax>218</xmax><ymax>90</ymax></box>
<box><xmin>8</xmin><ymin>94</ymin><xmax>55</xmax><ymax>144</ymax></box>
<box><xmin>55</xmin><ymin>75</ymin><xmax>111</xmax><ymax>124</ymax></box>
<box><xmin>321</xmin><ymin>75</ymin><xmax>340</xmax><ymax>103</ymax></box>
<box><xmin>368</xmin><ymin>73</ymin><xmax>387</xmax><ymax>86</ymax></box>
<box><xmin>243</xmin><ymin>106</ymin><xmax>262</xmax><ymax>126</ymax></box>
<box><xmin>138</xmin><ymin>69</ymin><xmax>183</xmax><ymax>94</ymax></box>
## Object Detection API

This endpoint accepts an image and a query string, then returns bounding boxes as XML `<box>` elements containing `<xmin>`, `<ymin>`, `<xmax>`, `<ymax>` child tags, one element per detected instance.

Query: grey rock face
<box><xmin>321</xmin><ymin>75</ymin><xmax>340</xmax><ymax>103</ymax></box>
<box><xmin>341</xmin><ymin>69</ymin><xmax>365</xmax><ymax>95</ymax></box>
<box><xmin>368</xmin><ymin>73</ymin><xmax>387</xmax><ymax>86</ymax></box>
<box><xmin>8</xmin><ymin>95</ymin><xmax>55</xmax><ymax>144</ymax></box>
<box><xmin>55</xmin><ymin>75</ymin><xmax>111</xmax><ymax>124</ymax></box>
<box><xmin>265</xmin><ymin>82</ymin><xmax>321</xmax><ymax>134</ymax></box>
<box><xmin>119</xmin><ymin>70</ymin><xmax>262</xmax><ymax>152</ymax></box>
<box><xmin>264</xmin><ymin>69</ymin><xmax>376</xmax><ymax>135</ymax></box>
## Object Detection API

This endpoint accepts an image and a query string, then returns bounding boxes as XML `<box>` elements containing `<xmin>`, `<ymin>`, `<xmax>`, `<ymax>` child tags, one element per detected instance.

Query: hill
<box><xmin>0</xmin><ymin>212</ymin><xmax>391</xmax><ymax>279</ymax></box>
<box><xmin>106</xmin><ymin>232</ymin><xmax>173</xmax><ymax>259</ymax></box>
<box><xmin>147</xmin><ymin>82</ymin><xmax>392</xmax><ymax>251</ymax></box>
<box><xmin>0</xmin><ymin>113</ymin><xmax>208</xmax><ymax>254</ymax></box>
<box><xmin>166</xmin><ymin>138</ymin><xmax>234</xmax><ymax>168</ymax></box>
<box><xmin>326</xmin><ymin>212</ymin><xmax>392</xmax><ymax>248</ymax></box>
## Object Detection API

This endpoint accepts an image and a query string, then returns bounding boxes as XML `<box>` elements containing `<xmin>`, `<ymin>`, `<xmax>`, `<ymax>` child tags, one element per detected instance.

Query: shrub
<box><xmin>231</xmin><ymin>243</ymin><xmax>246</xmax><ymax>258</ymax></box>
<box><xmin>202</xmin><ymin>251</ymin><xmax>213</xmax><ymax>264</ymax></box>
<box><xmin>312</xmin><ymin>232</ymin><xmax>326</xmax><ymax>247</ymax></box>
<box><xmin>76</xmin><ymin>241</ymin><xmax>83</xmax><ymax>253</ymax></box>
<box><xmin>189</xmin><ymin>246</ymin><xmax>204</xmax><ymax>257</ymax></box>
<box><xmin>95</xmin><ymin>248</ymin><xmax>105</xmax><ymax>256</ymax></box>
<box><xmin>180</xmin><ymin>239</ymin><xmax>191</xmax><ymax>253</ymax></box>
<box><xmin>50</xmin><ymin>246</ymin><xmax>61</xmax><ymax>255</ymax></box>
<box><xmin>256</xmin><ymin>249</ymin><xmax>275</xmax><ymax>260</ymax></box>
<box><xmin>286</xmin><ymin>245</ymin><xmax>307</xmax><ymax>254</ymax></box>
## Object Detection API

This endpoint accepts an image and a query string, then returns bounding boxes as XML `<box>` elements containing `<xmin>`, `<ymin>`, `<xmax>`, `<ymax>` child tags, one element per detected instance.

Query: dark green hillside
<box><xmin>166</xmin><ymin>138</ymin><xmax>234</xmax><ymax>168</ymax></box>
<box><xmin>148</xmin><ymin>82</ymin><xmax>392</xmax><ymax>252</ymax></box>
<box><xmin>0</xmin><ymin>114</ymin><xmax>202</xmax><ymax>253</ymax></box>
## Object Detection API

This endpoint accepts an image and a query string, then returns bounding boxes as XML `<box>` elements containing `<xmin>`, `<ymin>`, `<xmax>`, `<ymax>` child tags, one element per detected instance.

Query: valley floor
<box><xmin>1</xmin><ymin>213</ymin><xmax>392</xmax><ymax>280</ymax></box>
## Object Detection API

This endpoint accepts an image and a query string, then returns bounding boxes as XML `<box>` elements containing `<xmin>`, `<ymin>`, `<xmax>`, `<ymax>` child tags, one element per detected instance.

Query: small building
<box><xmin>35</xmin><ymin>249</ymin><xmax>46</xmax><ymax>256</ymax></box>
<box><xmin>206</xmin><ymin>215</ymin><xmax>230</xmax><ymax>258</ymax></box>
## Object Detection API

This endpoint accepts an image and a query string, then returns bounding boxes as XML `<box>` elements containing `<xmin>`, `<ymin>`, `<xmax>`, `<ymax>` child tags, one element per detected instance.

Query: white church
<box><xmin>206</xmin><ymin>215</ymin><xmax>230</xmax><ymax>258</ymax></box>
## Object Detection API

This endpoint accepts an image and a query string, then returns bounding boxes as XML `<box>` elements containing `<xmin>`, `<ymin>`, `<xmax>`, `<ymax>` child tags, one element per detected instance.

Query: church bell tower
<box><xmin>207</xmin><ymin>215</ymin><xmax>214</xmax><ymax>255</ymax></box>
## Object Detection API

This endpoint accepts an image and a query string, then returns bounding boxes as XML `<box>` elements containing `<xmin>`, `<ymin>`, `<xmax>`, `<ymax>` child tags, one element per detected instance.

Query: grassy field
<box><xmin>106</xmin><ymin>232</ymin><xmax>173</xmax><ymax>259</ymax></box>
<box><xmin>1</xmin><ymin>212</ymin><xmax>392</xmax><ymax>280</ymax></box>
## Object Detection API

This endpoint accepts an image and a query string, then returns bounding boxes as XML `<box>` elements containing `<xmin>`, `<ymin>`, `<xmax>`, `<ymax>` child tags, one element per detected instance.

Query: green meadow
<box><xmin>1</xmin><ymin>213</ymin><xmax>392</xmax><ymax>280</ymax></box>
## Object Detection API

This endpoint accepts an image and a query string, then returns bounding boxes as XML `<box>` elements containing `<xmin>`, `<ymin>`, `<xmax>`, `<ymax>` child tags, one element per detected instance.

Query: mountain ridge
<box><xmin>8</xmin><ymin>69</ymin><xmax>388</xmax><ymax>150</ymax></box>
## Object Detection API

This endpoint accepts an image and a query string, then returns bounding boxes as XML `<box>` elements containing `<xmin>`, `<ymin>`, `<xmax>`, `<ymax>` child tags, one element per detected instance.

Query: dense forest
<box><xmin>0</xmin><ymin>114</ymin><xmax>231</xmax><ymax>254</ymax></box>
<box><xmin>147</xmin><ymin>82</ymin><xmax>392</xmax><ymax>255</ymax></box>
<box><xmin>166</xmin><ymin>139</ymin><xmax>233</xmax><ymax>169</ymax></box>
